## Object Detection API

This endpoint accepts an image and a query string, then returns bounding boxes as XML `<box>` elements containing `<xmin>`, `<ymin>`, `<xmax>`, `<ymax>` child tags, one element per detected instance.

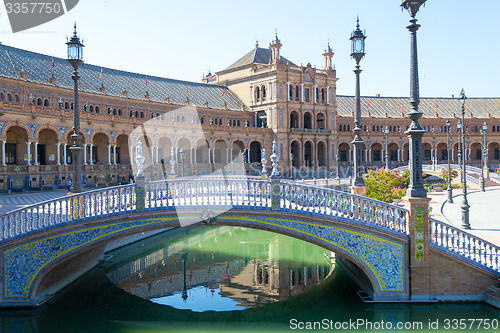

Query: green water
<box><xmin>0</xmin><ymin>225</ymin><xmax>498</xmax><ymax>333</ymax></box>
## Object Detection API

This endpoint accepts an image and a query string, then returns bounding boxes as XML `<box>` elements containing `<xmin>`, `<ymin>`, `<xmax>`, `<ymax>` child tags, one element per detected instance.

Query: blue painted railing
<box><xmin>430</xmin><ymin>217</ymin><xmax>499</xmax><ymax>273</ymax></box>
<box><xmin>0</xmin><ymin>177</ymin><xmax>408</xmax><ymax>242</ymax></box>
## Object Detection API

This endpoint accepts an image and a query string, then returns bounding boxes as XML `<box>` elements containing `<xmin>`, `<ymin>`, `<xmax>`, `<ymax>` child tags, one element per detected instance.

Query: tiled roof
<box><xmin>336</xmin><ymin>95</ymin><xmax>500</xmax><ymax>119</ymax></box>
<box><xmin>223</xmin><ymin>47</ymin><xmax>297</xmax><ymax>71</ymax></box>
<box><xmin>0</xmin><ymin>44</ymin><xmax>249</xmax><ymax>112</ymax></box>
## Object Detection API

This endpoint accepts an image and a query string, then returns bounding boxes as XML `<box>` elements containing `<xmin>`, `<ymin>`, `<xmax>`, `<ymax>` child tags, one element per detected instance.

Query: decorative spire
<box><xmin>270</xmin><ymin>140</ymin><xmax>280</xmax><ymax>177</ymax></box>
<box><xmin>261</xmin><ymin>148</ymin><xmax>268</xmax><ymax>175</ymax></box>
<box><xmin>136</xmin><ymin>140</ymin><xmax>145</xmax><ymax>177</ymax></box>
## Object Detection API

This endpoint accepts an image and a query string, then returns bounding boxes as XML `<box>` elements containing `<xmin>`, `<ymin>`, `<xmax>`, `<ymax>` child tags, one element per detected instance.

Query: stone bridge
<box><xmin>0</xmin><ymin>176</ymin><xmax>498</xmax><ymax>307</ymax></box>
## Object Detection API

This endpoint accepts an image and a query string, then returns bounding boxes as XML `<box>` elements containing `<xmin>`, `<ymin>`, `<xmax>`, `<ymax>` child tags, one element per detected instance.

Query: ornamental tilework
<box><xmin>2</xmin><ymin>216</ymin><xmax>181</xmax><ymax>299</ymax></box>
<box><xmin>219</xmin><ymin>215</ymin><xmax>406</xmax><ymax>293</ymax></box>
<box><xmin>414</xmin><ymin>207</ymin><xmax>425</xmax><ymax>261</ymax></box>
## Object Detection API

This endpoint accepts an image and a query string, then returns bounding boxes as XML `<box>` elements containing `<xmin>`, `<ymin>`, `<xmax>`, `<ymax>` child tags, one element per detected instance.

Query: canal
<box><xmin>0</xmin><ymin>225</ymin><xmax>498</xmax><ymax>332</ymax></box>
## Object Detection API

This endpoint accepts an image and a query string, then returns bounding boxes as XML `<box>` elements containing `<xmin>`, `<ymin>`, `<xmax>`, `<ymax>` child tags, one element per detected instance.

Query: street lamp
<box><xmin>457</xmin><ymin>119</ymin><xmax>463</xmax><ymax>169</ymax></box>
<box><xmin>66</xmin><ymin>24</ymin><xmax>84</xmax><ymax>193</ymax></box>
<box><xmin>401</xmin><ymin>0</ymin><xmax>427</xmax><ymax>198</ymax></box>
<box><xmin>446</xmin><ymin>119</ymin><xmax>453</xmax><ymax>203</ymax></box>
<box><xmin>289</xmin><ymin>152</ymin><xmax>294</xmax><ymax>180</ymax></box>
<box><xmin>350</xmin><ymin>17</ymin><xmax>366</xmax><ymax>187</ymax></box>
<box><xmin>384</xmin><ymin>126</ymin><xmax>390</xmax><ymax>169</ymax></box>
<box><xmin>180</xmin><ymin>149</ymin><xmax>186</xmax><ymax>177</ymax></box>
<box><xmin>459</xmin><ymin>89</ymin><xmax>470</xmax><ymax>229</ymax></box>
<box><xmin>479</xmin><ymin>121</ymin><xmax>488</xmax><ymax>192</ymax></box>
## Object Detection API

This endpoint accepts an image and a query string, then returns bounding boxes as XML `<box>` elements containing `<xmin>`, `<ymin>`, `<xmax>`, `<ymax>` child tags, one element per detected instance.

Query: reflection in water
<box><xmin>0</xmin><ymin>225</ymin><xmax>498</xmax><ymax>333</ymax></box>
<box><xmin>106</xmin><ymin>226</ymin><xmax>333</xmax><ymax>311</ymax></box>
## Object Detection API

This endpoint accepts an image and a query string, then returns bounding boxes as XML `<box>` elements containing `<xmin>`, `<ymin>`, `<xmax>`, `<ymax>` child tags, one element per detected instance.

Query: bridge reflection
<box><xmin>106</xmin><ymin>225</ymin><xmax>333</xmax><ymax>309</ymax></box>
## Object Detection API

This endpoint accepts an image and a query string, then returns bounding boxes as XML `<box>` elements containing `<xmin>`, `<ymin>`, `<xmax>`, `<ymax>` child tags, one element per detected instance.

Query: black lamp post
<box><xmin>384</xmin><ymin>126</ymin><xmax>390</xmax><ymax>169</ymax></box>
<box><xmin>66</xmin><ymin>24</ymin><xmax>84</xmax><ymax>193</ymax></box>
<box><xmin>459</xmin><ymin>89</ymin><xmax>470</xmax><ymax>229</ymax></box>
<box><xmin>401</xmin><ymin>0</ymin><xmax>427</xmax><ymax>198</ymax></box>
<box><xmin>446</xmin><ymin>119</ymin><xmax>453</xmax><ymax>203</ymax></box>
<box><xmin>480</xmin><ymin>121</ymin><xmax>488</xmax><ymax>192</ymax></box>
<box><xmin>350</xmin><ymin>18</ymin><xmax>366</xmax><ymax>187</ymax></box>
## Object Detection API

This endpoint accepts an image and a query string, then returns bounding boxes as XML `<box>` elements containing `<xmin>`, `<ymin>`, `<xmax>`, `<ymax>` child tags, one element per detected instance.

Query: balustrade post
<box><xmin>404</xmin><ymin>196</ymin><xmax>432</xmax><ymax>301</ymax></box>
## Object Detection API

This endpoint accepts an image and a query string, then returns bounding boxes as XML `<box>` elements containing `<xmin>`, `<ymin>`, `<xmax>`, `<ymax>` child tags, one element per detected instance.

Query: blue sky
<box><xmin>0</xmin><ymin>0</ymin><xmax>498</xmax><ymax>98</ymax></box>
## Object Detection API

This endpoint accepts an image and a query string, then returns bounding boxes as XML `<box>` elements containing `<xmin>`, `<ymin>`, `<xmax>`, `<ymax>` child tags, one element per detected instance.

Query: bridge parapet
<box><xmin>430</xmin><ymin>217</ymin><xmax>499</xmax><ymax>273</ymax></box>
<box><xmin>0</xmin><ymin>177</ymin><xmax>409</xmax><ymax>244</ymax></box>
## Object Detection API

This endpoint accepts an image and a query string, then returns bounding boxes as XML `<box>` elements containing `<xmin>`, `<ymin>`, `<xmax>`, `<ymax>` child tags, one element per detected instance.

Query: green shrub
<box><xmin>363</xmin><ymin>168</ymin><xmax>406</xmax><ymax>203</ymax></box>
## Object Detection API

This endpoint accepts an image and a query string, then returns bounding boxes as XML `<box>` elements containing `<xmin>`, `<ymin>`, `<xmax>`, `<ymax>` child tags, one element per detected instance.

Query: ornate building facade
<box><xmin>0</xmin><ymin>36</ymin><xmax>499</xmax><ymax>191</ymax></box>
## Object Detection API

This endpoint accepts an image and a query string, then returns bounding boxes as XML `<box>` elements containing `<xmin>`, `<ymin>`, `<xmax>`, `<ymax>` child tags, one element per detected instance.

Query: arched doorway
<box><xmin>37</xmin><ymin>128</ymin><xmax>58</xmax><ymax>165</ymax></box>
<box><xmin>304</xmin><ymin>141</ymin><xmax>313</xmax><ymax>169</ymax></box>
<box><xmin>290</xmin><ymin>111</ymin><xmax>299</xmax><ymax>129</ymax></box>
<box><xmin>249</xmin><ymin>141</ymin><xmax>261</xmax><ymax>164</ymax></box>
<box><xmin>304</xmin><ymin>113</ymin><xmax>312</xmax><ymax>129</ymax></box>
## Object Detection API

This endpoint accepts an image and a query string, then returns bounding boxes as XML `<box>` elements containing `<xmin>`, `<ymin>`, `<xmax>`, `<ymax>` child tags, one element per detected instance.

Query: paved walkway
<box><xmin>428</xmin><ymin>185</ymin><xmax>500</xmax><ymax>246</ymax></box>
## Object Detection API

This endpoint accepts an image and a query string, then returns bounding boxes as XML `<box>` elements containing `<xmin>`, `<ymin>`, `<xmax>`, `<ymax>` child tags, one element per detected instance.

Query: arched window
<box><xmin>376</xmin><ymin>125</ymin><xmax>379</xmax><ymax>132</ymax></box>
<box><xmin>64</xmin><ymin>102</ymin><xmax>69</xmax><ymax>109</ymax></box>
<box><xmin>295</xmin><ymin>86</ymin><xmax>299</xmax><ymax>101</ymax></box>
<box><xmin>176</xmin><ymin>116</ymin><xmax>180</xmax><ymax>122</ymax></box>
<box><xmin>0</xmin><ymin>92</ymin><xmax>4</xmax><ymax>100</ymax></box>
<box><xmin>364</xmin><ymin>125</ymin><xmax>367</xmax><ymax>132</ymax></box>
<box><xmin>182</xmin><ymin>116</ymin><xmax>185</xmax><ymax>122</ymax></box>
<box><xmin>140</xmin><ymin>111</ymin><xmax>144</xmax><ymax>118</ymax></box>
<box><xmin>108</xmin><ymin>108</ymin><xmax>112</xmax><ymax>114</ymax></box>
<box><xmin>343</xmin><ymin>124</ymin><xmax>347</xmax><ymax>132</ymax></box>
<box><xmin>6</xmin><ymin>93</ymin><xmax>12</xmax><ymax>102</ymax></box>
<box><xmin>130</xmin><ymin>110</ymin><xmax>134</xmax><ymax>117</ymax></box>
<box><xmin>14</xmin><ymin>94</ymin><xmax>20</xmax><ymax>103</ymax></box>
<box><xmin>237</xmin><ymin>120</ymin><xmax>240</xmax><ymax>126</ymax></box>
<box><xmin>44</xmin><ymin>98</ymin><xmax>49</xmax><ymax>106</ymax></box>
<box><xmin>339</xmin><ymin>124</ymin><xmax>343</xmax><ymax>131</ymax></box>
<box><xmin>200</xmin><ymin>117</ymin><xmax>204</xmax><ymax>124</ymax></box>
<box><xmin>475</xmin><ymin>125</ymin><xmax>478</xmax><ymax>132</ymax></box>
<box><xmin>95</xmin><ymin>106</ymin><xmax>100</xmax><ymax>113</ymax></box>
<box><xmin>113</xmin><ymin>109</ymin><xmax>117</xmax><ymax>115</ymax></box>
<box><xmin>347</xmin><ymin>125</ymin><xmax>350</xmax><ymax>131</ymax></box>
<box><xmin>321</xmin><ymin>89</ymin><xmax>325</xmax><ymax>103</ymax></box>
<box><xmin>119</xmin><ymin>109</ymin><xmax>122</xmax><ymax>116</ymax></box>
<box><xmin>36</xmin><ymin>98</ymin><xmax>42</xmax><ymax>105</ymax></box>
<box><xmin>372</xmin><ymin>125</ymin><xmax>375</xmax><ymax>132</ymax></box>
<box><xmin>219</xmin><ymin>119</ymin><xmax>223</xmax><ymax>125</ymax></box>
<box><xmin>289</xmin><ymin>85</ymin><xmax>293</xmax><ymax>100</ymax></box>
<box><xmin>233</xmin><ymin>120</ymin><xmax>236</xmax><ymax>126</ymax></box>
<box><xmin>315</xmin><ymin>88</ymin><xmax>319</xmax><ymax>102</ymax></box>
<box><xmin>90</xmin><ymin>105</ymin><xmax>94</xmax><ymax>112</ymax></box>
<box><xmin>262</xmin><ymin>86</ymin><xmax>267</xmax><ymax>100</ymax></box>
<box><xmin>71</xmin><ymin>103</ymin><xmax>74</xmax><ymax>110</ymax></box>
<box><xmin>255</xmin><ymin>86</ymin><xmax>260</xmax><ymax>101</ymax></box>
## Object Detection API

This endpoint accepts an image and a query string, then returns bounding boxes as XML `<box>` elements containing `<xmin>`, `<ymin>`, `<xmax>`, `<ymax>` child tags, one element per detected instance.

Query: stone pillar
<box><xmin>286</xmin><ymin>82</ymin><xmax>291</xmax><ymax>101</ymax></box>
<box><xmin>108</xmin><ymin>145</ymin><xmax>112</xmax><ymax>165</ymax></box>
<box><xmin>300</xmin><ymin>83</ymin><xmax>304</xmax><ymax>103</ymax></box>
<box><xmin>89</xmin><ymin>144</ymin><xmax>94</xmax><ymax>165</ymax></box>
<box><xmin>368</xmin><ymin>149</ymin><xmax>372</xmax><ymax>163</ymax></box>
<box><xmin>56</xmin><ymin>142</ymin><xmax>61</xmax><ymax>166</ymax></box>
<box><xmin>34</xmin><ymin>142</ymin><xmax>38</xmax><ymax>165</ymax></box>
<box><xmin>1</xmin><ymin>140</ymin><xmax>5</xmax><ymax>166</ymax></box>
<box><xmin>326</xmin><ymin>85</ymin><xmax>330</xmax><ymax>104</ymax></box>
<box><xmin>404</xmin><ymin>196</ymin><xmax>432</xmax><ymax>301</ymax></box>
<box><xmin>155</xmin><ymin>146</ymin><xmax>159</xmax><ymax>166</ymax></box>
<box><xmin>113</xmin><ymin>145</ymin><xmax>117</xmax><ymax>165</ymax></box>
<box><xmin>83</xmin><ymin>143</ymin><xmax>87</xmax><ymax>165</ymax></box>
<box><xmin>26</xmin><ymin>141</ymin><xmax>31</xmax><ymax>166</ymax></box>
<box><xmin>129</xmin><ymin>145</ymin><xmax>134</xmax><ymax>165</ymax></box>
<box><xmin>63</xmin><ymin>143</ymin><xmax>67</xmax><ymax>165</ymax></box>
<box><xmin>313</xmin><ymin>84</ymin><xmax>317</xmax><ymax>103</ymax></box>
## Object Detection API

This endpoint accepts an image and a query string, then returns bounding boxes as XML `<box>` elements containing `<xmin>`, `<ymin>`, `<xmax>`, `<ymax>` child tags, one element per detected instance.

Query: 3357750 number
<box><xmin>4</xmin><ymin>2</ymin><xmax>62</xmax><ymax>14</ymax></box>
<box><xmin>443</xmin><ymin>318</ymin><xmax>499</xmax><ymax>330</ymax></box>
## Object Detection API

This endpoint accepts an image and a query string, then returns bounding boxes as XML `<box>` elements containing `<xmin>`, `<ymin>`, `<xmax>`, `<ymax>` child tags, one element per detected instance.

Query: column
<box><xmin>89</xmin><ymin>144</ymin><xmax>93</xmax><ymax>165</ymax></box>
<box><xmin>155</xmin><ymin>146</ymin><xmax>159</xmax><ymax>165</ymax></box>
<box><xmin>113</xmin><ymin>145</ymin><xmax>117</xmax><ymax>165</ymax></box>
<box><xmin>326</xmin><ymin>86</ymin><xmax>330</xmax><ymax>105</ymax></box>
<box><xmin>247</xmin><ymin>149</ymin><xmax>250</xmax><ymax>164</ymax></box>
<box><xmin>381</xmin><ymin>149</ymin><xmax>385</xmax><ymax>162</ymax></box>
<box><xmin>313</xmin><ymin>85</ymin><xmax>317</xmax><ymax>103</ymax></box>
<box><xmin>189</xmin><ymin>148</ymin><xmax>193</xmax><ymax>164</ymax></box>
<box><xmin>26</xmin><ymin>141</ymin><xmax>31</xmax><ymax>166</ymax></box>
<box><xmin>364</xmin><ymin>149</ymin><xmax>368</xmax><ymax>163</ymax></box>
<box><xmin>398</xmin><ymin>149</ymin><xmax>401</xmax><ymax>162</ymax></box>
<box><xmin>348</xmin><ymin>149</ymin><xmax>352</xmax><ymax>162</ymax></box>
<box><xmin>56</xmin><ymin>142</ymin><xmax>61</xmax><ymax>165</ymax></box>
<box><xmin>63</xmin><ymin>143</ymin><xmax>67</xmax><ymax>165</ymax></box>
<box><xmin>83</xmin><ymin>143</ymin><xmax>87</xmax><ymax>165</ymax></box>
<box><xmin>150</xmin><ymin>146</ymin><xmax>154</xmax><ymax>164</ymax></box>
<box><xmin>300</xmin><ymin>83</ymin><xmax>304</xmax><ymax>103</ymax></box>
<box><xmin>34</xmin><ymin>142</ymin><xmax>38</xmax><ymax>165</ymax></box>
<box><xmin>108</xmin><ymin>145</ymin><xmax>112</xmax><ymax>165</ymax></box>
<box><xmin>1</xmin><ymin>140</ymin><xmax>5</xmax><ymax>166</ymax></box>
<box><xmin>286</xmin><ymin>82</ymin><xmax>291</xmax><ymax>101</ymax></box>
<box><xmin>368</xmin><ymin>149</ymin><xmax>372</xmax><ymax>163</ymax></box>
<box><xmin>129</xmin><ymin>145</ymin><xmax>134</xmax><ymax>165</ymax></box>
<box><xmin>175</xmin><ymin>147</ymin><xmax>178</xmax><ymax>163</ymax></box>
<box><xmin>451</xmin><ymin>148</ymin><xmax>454</xmax><ymax>162</ymax></box>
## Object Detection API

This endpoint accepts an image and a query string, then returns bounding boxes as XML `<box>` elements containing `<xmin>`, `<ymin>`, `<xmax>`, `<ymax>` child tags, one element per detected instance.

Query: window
<box><xmin>119</xmin><ymin>109</ymin><xmax>122</xmax><ymax>116</ymax></box>
<box><xmin>200</xmin><ymin>117</ymin><xmax>204</xmax><ymax>124</ymax></box>
<box><xmin>340</xmin><ymin>150</ymin><xmax>348</xmax><ymax>161</ymax></box>
<box><xmin>295</xmin><ymin>86</ymin><xmax>299</xmax><ymax>101</ymax></box>
<box><xmin>95</xmin><ymin>106</ymin><xmax>100</xmax><ymax>113</ymax></box>
<box><xmin>304</xmin><ymin>88</ymin><xmax>310</xmax><ymax>102</ymax></box>
<box><xmin>37</xmin><ymin>98</ymin><xmax>42</xmax><ymax>105</ymax></box>
<box><xmin>255</xmin><ymin>87</ymin><xmax>260</xmax><ymax>102</ymax></box>
<box><xmin>140</xmin><ymin>111</ymin><xmax>144</xmax><ymax>118</ymax></box>
<box><xmin>90</xmin><ymin>105</ymin><xmax>94</xmax><ymax>112</ymax></box>
<box><xmin>0</xmin><ymin>92</ymin><xmax>4</xmax><ymax>100</ymax></box>
<box><xmin>64</xmin><ymin>102</ymin><xmax>69</xmax><ymax>109</ymax></box>
<box><xmin>262</xmin><ymin>86</ymin><xmax>266</xmax><ymax>100</ymax></box>
<box><xmin>6</xmin><ymin>93</ymin><xmax>12</xmax><ymax>102</ymax></box>
<box><xmin>5</xmin><ymin>143</ymin><xmax>16</xmax><ymax>164</ymax></box>
<box><xmin>14</xmin><ymin>95</ymin><xmax>20</xmax><ymax>103</ymax></box>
